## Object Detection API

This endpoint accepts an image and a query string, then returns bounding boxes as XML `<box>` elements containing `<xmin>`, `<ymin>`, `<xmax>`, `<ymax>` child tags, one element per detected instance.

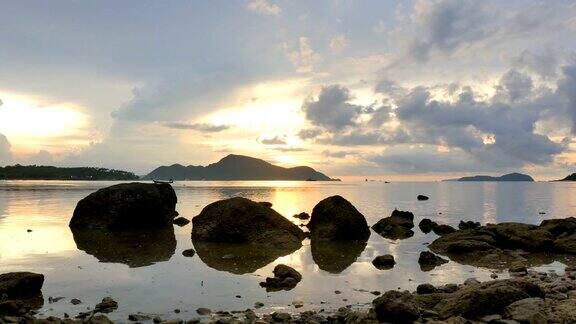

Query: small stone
<box><xmin>95</xmin><ymin>297</ymin><xmax>118</xmax><ymax>313</ymax></box>
<box><xmin>293</xmin><ymin>212</ymin><xmax>310</xmax><ymax>220</ymax></box>
<box><xmin>174</xmin><ymin>309</ymin><xmax>180</xmax><ymax>313</ymax></box>
<box><xmin>196</xmin><ymin>308</ymin><xmax>211</xmax><ymax>315</ymax></box>
<box><xmin>153</xmin><ymin>316</ymin><xmax>163</xmax><ymax>323</ymax></box>
<box><xmin>417</xmin><ymin>195</ymin><xmax>429</xmax><ymax>201</ymax></box>
<box><xmin>182</xmin><ymin>249</ymin><xmax>196</xmax><ymax>257</ymax></box>
<box><xmin>173</xmin><ymin>217</ymin><xmax>191</xmax><ymax>227</ymax></box>
<box><xmin>292</xmin><ymin>300</ymin><xmax>304</xmax><ymax>308</ymax></box>
<box><xmin>372</xmin><ymin>254</ymin><xmax>395</xmax><ymax>270</ymax></box>
<box><xmin>464</xmin><ymin>278</ymin><xmax>480</xmax><ymax>285</ymax></box>
<box><xmin>416</xmin><ymin>283</ymin><xmax>437</xmax><ymax>294</ymax></box>
<box><xmin>71</xmin><ymin>298</ymin><xmax>82</xmax><ymax>305</ymax></box>
<box><xmin>27</xmin><ymin>229</ymin><xmax>32</xmax><ymax>232</ymax></box>
<box><xmin>481</xmin><ymin>314</ymin><xmax>502</xmax><ymax>322</ymax></box>
<box><xmin>129</xmin><ymin>314</ymin><xmax>151</xmax><ymax>321</ymax></box>
<box><xmin>334</xmin><ymin>290</ymin><xmax>342</xmax><ymax>294</ymax></box>
<box><xmin>254</xmin><ymin>302</ymin><xmax>265</xmax><ymax>309</ymax></box>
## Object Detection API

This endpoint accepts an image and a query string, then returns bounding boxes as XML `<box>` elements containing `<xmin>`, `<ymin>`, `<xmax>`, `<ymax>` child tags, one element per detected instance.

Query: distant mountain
<box><xmin>0</xmin><ymin>165</ymin><xmax>139</xmax><ymax>180</ymax></box>
<box><xmin>558</xmin><ymin>173</ymin><xmax>576</xmax><ymax>181</ymax></box>
<box><xmin>145</xmin><ymin>154</ymin><xmax>337</xmax><ymax>181</ymax></box>
<box><xmin>447</xmin><ymin>172</ymin><xmax>535</xmax><ymax>182</ymax></box>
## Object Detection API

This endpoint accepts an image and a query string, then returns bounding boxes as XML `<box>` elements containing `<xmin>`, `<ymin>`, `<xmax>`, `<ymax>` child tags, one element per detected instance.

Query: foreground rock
<box><xmin>70</xmin><ymin>183</ymin><xmax>178</xmax><ymax>230</ymax></box>
<box><xmin>418</xmin><ymin>251</ymin><xmax>448</xmax><ymax>271</ymax></box>
<box><xmin>259</xmin><ymin>264</ymin><xmax>302</xmax><ymax>292</ymax></box>
<box><xmin>0</xmin><ymin>272</ymin><xmax>44</xmax><ymax>298</ymax></box>
<box><xmin>373</xmin><ymin>290</ymin><xmax>419</xmax><ymax>322</ymax></box>
<box><xmin>11</xmin><ymin>268</ymin><xmax>576</xmax><ymax>324</ymax></box>
<box><xmin>192</xmin><ymin>197</ymin><xmax>305</xmax><ymax>248</ymax></box>
<box><xmin>372</xmin><ymin>209</ymin><xmax>414</xmax><ymax>240</ymax></box>
<box><xmin>417</xmin><ymin>194</ymin><xmax>429</xmax><ymax>201</ymax></box>
<box><xmin>307</xmin><ymin>196</ymin><xmax>370</xmax><ymax>241</ymax></box>
<box><xmin>429</xmin><ymin>218</ymin><xmax>576</xmax><ymax>268</ymax></box>
<box><xmin>372</xmin><ymin>255</ymin><xmax>395</xmax><ymax>270</ymax></box>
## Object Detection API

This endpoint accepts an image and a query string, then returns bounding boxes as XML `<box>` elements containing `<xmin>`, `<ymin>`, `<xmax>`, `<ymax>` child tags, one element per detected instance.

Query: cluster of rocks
<box><xmin>418</xmin><ymin>219</ymin><xmax>456</xmax><ymax>236</ymax></box>
<box><xmin>259</xmin><ymin>265</ymin><xmax>303</xmax><ymax>292</ymax></box>
<box><xmin>371</xmin><ymin>209</ymin><xmax>415</xmax><ymax>240</ymax></box>
<box><xmin>429</xmin><ymin>217</ymin><xmax>576</xmax><ymax>268</ymax></box>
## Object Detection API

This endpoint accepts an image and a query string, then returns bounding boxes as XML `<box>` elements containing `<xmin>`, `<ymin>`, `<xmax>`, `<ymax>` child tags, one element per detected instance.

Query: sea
<box><xmin>0</xmin><ymin>180</ymin><xmax>575</xmax><ymax>321</ymax></box>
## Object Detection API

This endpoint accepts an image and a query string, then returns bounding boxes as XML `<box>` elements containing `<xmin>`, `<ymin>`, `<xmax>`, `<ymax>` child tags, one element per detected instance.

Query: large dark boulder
<box><xmin>433</xmin><ymin>280</ymin><xmax>544</xmax><ymax>319</ymax></box>
<box><xmin>192</xmin><ymin>197</ymin><xmax>305</xmax><ymax>247</ymax></box>
<box><xmin>69</xmin><ymin>183</ymin><xmax>178</xmax><ymax>230</ymax></box>
<box><xmin>372</xmin><ymin>209</ymin><xmax>415</xmax><ymax>240</ymax></box>
<box><xmin>0</xmin><ymin>272</ymin><xmax>44</xmax><ymax>298</ymax></box>
<box><xmin>307</xmin><ymin>196</ymin><xmax>370</xmax><ymax>241</ymax></box>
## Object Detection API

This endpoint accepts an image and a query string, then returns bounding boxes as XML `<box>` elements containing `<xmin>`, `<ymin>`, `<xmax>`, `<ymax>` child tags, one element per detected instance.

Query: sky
<box><xmin>1</xmin><ymin>0</ymin><xmax>576</xmax><ymax>180</ymax></box>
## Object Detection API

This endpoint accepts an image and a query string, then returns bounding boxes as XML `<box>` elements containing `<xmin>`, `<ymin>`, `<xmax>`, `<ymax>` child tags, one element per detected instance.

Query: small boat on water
<box><xmin>153</xmin><ymin>179</ymin><xmax>174</xmax><ymax>184</ymax></box>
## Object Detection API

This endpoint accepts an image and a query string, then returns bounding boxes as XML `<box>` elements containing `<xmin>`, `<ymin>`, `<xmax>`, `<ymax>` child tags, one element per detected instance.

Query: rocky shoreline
<box><xmin>3</xmin><ymin>266</ymin><xmax>576</xmax><ymax>323</ymax></box>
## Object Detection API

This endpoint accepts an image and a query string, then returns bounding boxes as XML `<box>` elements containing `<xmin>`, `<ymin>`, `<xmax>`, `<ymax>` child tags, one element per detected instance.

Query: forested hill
<box><xmin>145</xmin><ymin>154</ymin><xmax>337</xmax><ymax>181</ymax></box>
<box><xmin>0</xmin><ymin>165</ymin><xmax>139</xmax><ymax>180</ymax></box>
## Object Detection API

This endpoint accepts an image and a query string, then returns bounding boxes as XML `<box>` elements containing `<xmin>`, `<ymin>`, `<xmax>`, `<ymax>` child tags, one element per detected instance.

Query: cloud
<box><xmin>258</xmin><ymin>135</ymin><xmax>287</xmax><ymax>145</ymax></box>
<box><xmin>301</xmin><ymin>63</ymin><xmax>576</xmax><ymax>173</ymax></box>
<box><xmin>286</xmin><ymin>37</ymin><xmax>322</xmax><ymax>73</ymax></box>
<box><xmin>329</xmin><ymin>34</ymin><xmax>348</xmax><ymax>53</ymax></box>
<box><xmin>322</xmin><ymin>150</ymin><xmax>352</xmax><ymax>158</ymax></box>
<box><xmin>0</xmin><ymin>133</ymin><xmax>13</xmax><ymax>165</ymax></box>
<box><xmin>301</xmin><ymin>85</ymin><xmax>363</xmax><ymax>131</ymax></box>
<box><xmin>297</xmin><ymin>128</ymin><xmax>323</xmax><ymax>140</ymax></box>
<box><xmin>407</xmin><ymin>0</ymin><xmax>491</xmax><ymax>62</ymax></box>
<box><xmin>511</xmin><ymin>49</ymin><xmax>559</xmax><ymax>79</ymax></box>
<box><xmin>557</xmin><ymin>64</ymin><xmax>576</xmax><ymax>134</ymax></box>
<box><xmin>247</xmin><ymin>0</ymin><xmax>281</xmax><ymax>16</ymax></box>
<box><xmin>271</xmin><ymin>147</ymin><xmax>308</xmax><ymax>152</ymax></box>
<box><xmin>369</xmin><ymin>145</ymin><xmax>482</xmax><ymax>173</ymax></box>
<box><xmin>493</xmin><ymin>69</ymin><xmax>533</xmax><ymax>103</ymax></box>
<box><xmin>163</xmin><ymin>122</ymin><xmax>232</xmax><ymax>133</ymax></box>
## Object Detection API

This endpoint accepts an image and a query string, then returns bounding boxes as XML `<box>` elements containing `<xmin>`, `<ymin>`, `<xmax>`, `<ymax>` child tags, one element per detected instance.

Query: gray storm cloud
<box><xmin>300</xmin><ymin>64</ymin><xmax>576</xmax><ymax>172</ymax></box>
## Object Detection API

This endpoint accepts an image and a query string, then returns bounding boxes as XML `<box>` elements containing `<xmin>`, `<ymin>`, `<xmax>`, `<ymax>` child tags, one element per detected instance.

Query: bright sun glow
<box><xmin>0</xmin><ymin>93</ymin><xmax>89</xmax><ymax>155</ymax></box>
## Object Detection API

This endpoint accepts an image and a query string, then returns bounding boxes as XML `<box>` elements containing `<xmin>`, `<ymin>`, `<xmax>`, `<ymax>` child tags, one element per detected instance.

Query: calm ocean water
<box><xmin>0</xmin><ymin>180</ymin><xmax>575</xmax><ymax>321</ymax></box>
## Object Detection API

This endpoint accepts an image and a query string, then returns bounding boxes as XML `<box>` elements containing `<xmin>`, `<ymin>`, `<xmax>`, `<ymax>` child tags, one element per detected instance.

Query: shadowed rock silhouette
<box><xmin>71</xmin><ymin>228</ymin><xmax>176</xmax><ymax>268</ymax></box>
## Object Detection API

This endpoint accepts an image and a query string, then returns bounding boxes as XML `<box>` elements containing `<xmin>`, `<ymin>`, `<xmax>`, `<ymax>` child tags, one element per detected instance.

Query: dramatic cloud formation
<box><xmin>2</xmin><ymin>0</ymin><xmax>576</xmax><ymax>178</ymax></box>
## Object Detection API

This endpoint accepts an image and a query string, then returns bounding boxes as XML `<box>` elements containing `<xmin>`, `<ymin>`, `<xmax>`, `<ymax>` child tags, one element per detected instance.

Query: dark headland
<box><xmin>145</xmin><ymin>154</ymin><xmax>338</xmax><ymax>181</ymax></box>
<box><xmin>558</xmin><ymin>173</ymin><xmax>576</xmax><ymax>181</ymax></box>
<box><xmin>0</xmin><ymin>165</ymin><xmax>138</xmax><ymax>181</ymax></box>
<box><xmin>445</xmin><ymin>172</ymin><xmax>535</xmax><ymax>182</ymax></box>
